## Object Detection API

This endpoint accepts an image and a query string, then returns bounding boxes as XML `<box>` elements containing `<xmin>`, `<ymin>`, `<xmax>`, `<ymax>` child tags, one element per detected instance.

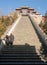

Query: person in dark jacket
<box><xmin>5</xmin><ymin>35</ymin><xmax>10</xmax><ymax>46</ymax></box>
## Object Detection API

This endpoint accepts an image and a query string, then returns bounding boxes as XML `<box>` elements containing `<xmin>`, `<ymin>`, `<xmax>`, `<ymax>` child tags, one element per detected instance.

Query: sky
<box><xmin>0</xmin><ymin>0</ymin><xmax>47</xmax><ymax>16</ymax></box>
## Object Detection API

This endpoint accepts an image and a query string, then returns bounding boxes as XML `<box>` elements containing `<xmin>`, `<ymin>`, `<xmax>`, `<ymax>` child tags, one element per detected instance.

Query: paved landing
<box><xmin>12</xmin><ymin>16</ymin><xmax>41</xmax><ymax>50</ymax></box>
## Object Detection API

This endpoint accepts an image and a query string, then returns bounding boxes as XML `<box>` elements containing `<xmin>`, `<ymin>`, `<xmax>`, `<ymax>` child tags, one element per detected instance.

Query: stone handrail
<box><xmin>28</xmin><ymin>14</ymin><xmax>47</xmax><ymax>48</ymax></box>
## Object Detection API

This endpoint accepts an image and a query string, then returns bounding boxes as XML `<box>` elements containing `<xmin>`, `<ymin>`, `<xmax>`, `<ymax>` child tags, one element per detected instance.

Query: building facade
<box><xmin>16</xmin><ymin>6</ymin><xmax>40</xmax><ymax>16</ymax></box>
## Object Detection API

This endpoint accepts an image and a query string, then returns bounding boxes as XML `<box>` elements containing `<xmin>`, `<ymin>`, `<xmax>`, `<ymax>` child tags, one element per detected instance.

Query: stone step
<box><xmin>2</xmin><ymin>51</ymin><xmax>37</xmax><ymax>54</ymax></box>
<box><xmin>0</xmin><ymin>56</ymin><xmax>41</xmax><ymax>59</ymax></box>
<box><xmin>2</xmin><ymin>49</ymin><xmax>36</xmax><ymax>52</ymax></box>
<box><xmin>2</xmin><ymin>48</ymin><xmax>35</xmax><ymax>51</ymax></box>
<box><xmin>0</xmin><ymin>54</ymin><xmax>40</xmax><ymax>57</ymax></box>
<box><xmin>1</xmin><ymin>58</ymin><xmax>41</xmax><ymax>61</ymax></box>
<box><xmin>0</xmin><ymin>59</ymin><xmax>44</xmax><ymax>62</ymax></box>
<box><xmin>2</xmin><ymin>45</ymin><xmax>35</xmax><ymax>49</ymax></box>
<box><xmin>2</xmin><ymin>50</ymin><xmax>36</xmax><ymax>52</ymax></box>
<box><xmin>0</xmin><ymin>62</ymin><xmax>46</xmax><ymax>65</ymax></box>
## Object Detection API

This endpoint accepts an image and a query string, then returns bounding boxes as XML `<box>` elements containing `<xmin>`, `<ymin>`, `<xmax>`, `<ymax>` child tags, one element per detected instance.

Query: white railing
<box><xmin>28</xmin><ymin>14</ymin><xmax>47</xmax><ymax>48</ymax></box>
<box><xmin>0</xmin><ymin>15</ymin><xmax>21</xmax><ymax>49</ymax></box>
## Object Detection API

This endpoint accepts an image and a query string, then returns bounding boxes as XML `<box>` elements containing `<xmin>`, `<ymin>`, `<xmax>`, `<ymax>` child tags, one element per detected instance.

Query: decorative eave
<box><xmin>20</xmin><ymin>6</ymin><xmax>29</xmax><ymax>9</ymax></box>
<box><xmin>28</xmin><ymin>8</ymin><xmax>34</xmax><ymax>10</ymax></box>
<box><xmin>36</xmin><ymin>12</ymin><xmax>40</xmax><ymax>15</ymax></box>
<box><xmin>32</xmin><ymin>11</ymin><xmax>36</xmax><ymax>13</ymax></box>
<box><xmin>16</xmin><ymin>8</ymin><xmax>21</xmax><ymax>10</ymax></box>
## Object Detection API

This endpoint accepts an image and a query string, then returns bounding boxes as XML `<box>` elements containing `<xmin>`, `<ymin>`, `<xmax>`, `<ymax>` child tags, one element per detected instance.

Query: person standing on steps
<box><xmin>9</xmin><ymin>33</ymin><xmax>14</xmax><ymax>45</ymax></box>
<box><xmin>5</xmin><ymin>35</ymin><xmax>10</xmax><ymax>46</ymax></box>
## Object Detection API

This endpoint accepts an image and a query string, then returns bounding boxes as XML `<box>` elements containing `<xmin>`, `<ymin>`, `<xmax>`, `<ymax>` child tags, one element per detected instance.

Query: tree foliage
<box><xmin>39</xmin><ymin>11</ymin><xmax>47</xmax><ymax>34</ymax></box>
<box><xmin>0</xmin><ymin>11</ymin><xmax>17</xmax><ymax>38</ymax></box>
<box><xmin>0</xmin><ymin>22</ymin><xmax>6</xmax><ymax>38</ymax></box>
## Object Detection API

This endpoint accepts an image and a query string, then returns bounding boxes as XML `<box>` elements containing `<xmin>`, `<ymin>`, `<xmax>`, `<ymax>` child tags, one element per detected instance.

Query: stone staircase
<box><xmin>0</xmin><ymin>44</ymin><xmax>47</xmax><ymax>65</ymax></box>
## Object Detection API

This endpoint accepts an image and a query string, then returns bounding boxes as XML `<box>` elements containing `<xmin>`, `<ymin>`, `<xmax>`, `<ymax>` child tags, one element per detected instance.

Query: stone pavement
<box><xmin>12</xmin><ymin>16</ymin><xmax>41</xmax><ymax>50</ymax></box>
